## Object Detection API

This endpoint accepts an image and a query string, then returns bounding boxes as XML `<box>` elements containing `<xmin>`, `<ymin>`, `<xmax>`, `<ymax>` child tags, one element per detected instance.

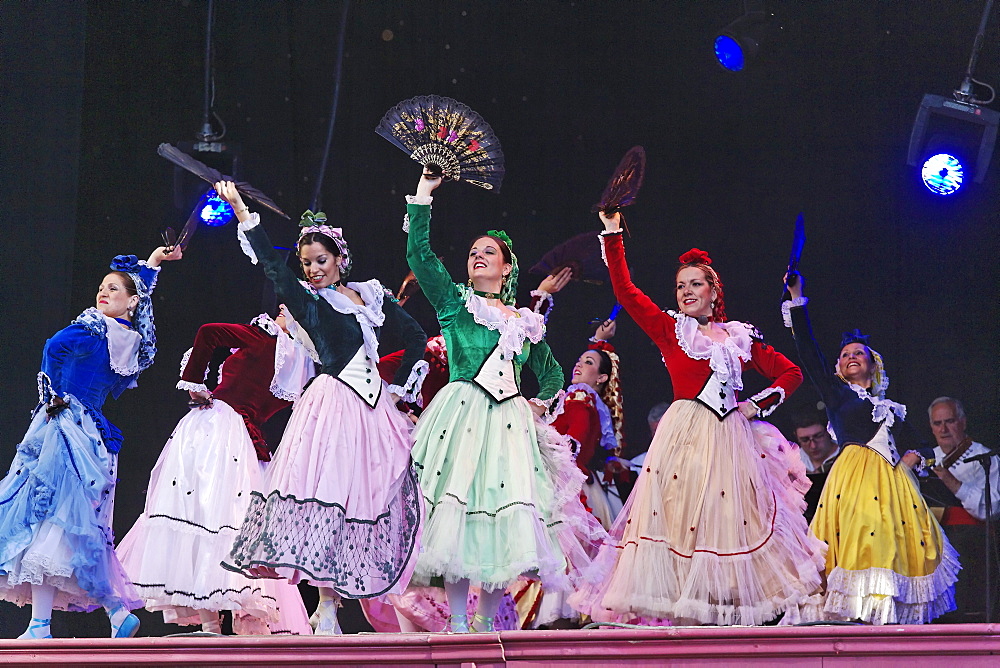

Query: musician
<box><xmin>908</xmin><ymin>397</ymin><xmax>999</xmax><ymax>622</ymax></box>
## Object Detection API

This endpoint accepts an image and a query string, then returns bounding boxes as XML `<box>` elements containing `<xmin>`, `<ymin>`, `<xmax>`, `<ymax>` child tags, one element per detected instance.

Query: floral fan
<box><xmin>375</xmin><ymin>95</ymin><xmax>505</xmax><ymax>191</ymax></box>
<box><xmin>592</xmin><ymin>146</ymin><xmax>646</xmax><ymax>235</ymax></box>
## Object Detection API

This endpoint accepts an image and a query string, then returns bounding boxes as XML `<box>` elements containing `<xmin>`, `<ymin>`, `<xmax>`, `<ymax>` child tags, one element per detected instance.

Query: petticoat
<box><xmin>222</xmin><ymin>374</ymin><xmax>422</xmax><ymax>599</ymax></box>
<box><xmin>117</xmin><ymin>399</ymin><xmax>308</xmax><ymax>632</ymax></box>
<box><xmin>808</xmin><ymin>442</ymin><xmax>959</xmax><ymax>624</ymax></box>
<box><xmin>568</xmin><ymin>400</ymin><xmax>826</xmax><ymax>626</ymax></box>
<box><xmin>410</xmin><ymin>381</ymin><xmax>610</xmax><ymax>594</ymax></box>
<box><xmin>0</xmin><ymin>398</ymin><xmax>142</xmax><ymax>612</ymax></box>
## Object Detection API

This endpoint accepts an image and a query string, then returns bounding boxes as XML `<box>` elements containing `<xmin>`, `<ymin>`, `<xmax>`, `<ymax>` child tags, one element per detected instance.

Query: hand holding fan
<box><xmin>592</xmin><ymin>146</ymin><xmax>646</xmax><ymax>235</ymax></box>
<box><xmin>781</xmin><ymin>213</ymin><xmax>806</xmax><ymax>300</ymax></box>
<box><xmin>375</xmin><ymin>95</ymin><xmax>505</xmax><ymax>191</ymax></box>
<box><xmin>157</xmin><ymin>143</ymin><xmax>290</xmax><ymax>219</ymax></box>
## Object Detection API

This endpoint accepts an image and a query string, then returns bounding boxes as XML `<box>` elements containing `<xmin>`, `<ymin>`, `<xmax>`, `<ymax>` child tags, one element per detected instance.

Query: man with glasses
<box><xmin>791</xmin><ymin>407</ymin><xmax>840</xmax><ymax>521</ymax></box>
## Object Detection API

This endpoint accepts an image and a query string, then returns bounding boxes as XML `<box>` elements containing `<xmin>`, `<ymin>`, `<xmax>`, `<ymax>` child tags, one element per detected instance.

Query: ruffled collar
<box><xmin>844</xmin><ymin>381</ymin><xmax>907</xmax><ymax>428</ymax></box>
<box><xmin>564</xmin><ymin>382</ymin><xmax>618</xmax><ymax>453</ymax></box>
<box><xmin>249</xmin><ymin>312</ymin><xmax>316</xmax><ymax>402</ymax></box>
<box><xmin>72</xmin><ymin>308</ymin><xmax>142</xmax><ymax>377</ymax></box>
<box><xmin>299</xmin><ymin>278</ymin><xmax>387</xmax><ymax>363</ymax></box>
<box><xmin>669</xmin><ymin>310</ymin><xmax>753</xmax><ymax>391</ymax></box>
<box><xmin>461</xmin><ymin>285</ymin><xmax>545</xmax><ymax>360</ymax></box>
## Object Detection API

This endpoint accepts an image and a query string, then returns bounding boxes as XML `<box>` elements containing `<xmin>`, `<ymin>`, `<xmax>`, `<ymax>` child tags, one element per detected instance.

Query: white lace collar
<box><xmin>844</xmin><ymin>382</ymin><xmax>907</xmax><ymax>428</ymax></box>
<box><xmin>669</xmin><ymin>311</ymin><xmax>753</xmax><ymax>391</ymax></box>
<box><xmin>302</xmin><ymin>278</ymin><xmax>387</xmax><ymax>363</ymax></box>
<box><xmin>461</xmin><ymin>286</ymin><xmax>545</xmax><ymax>360</ymax></box>
<box><xmin>102</xmin><ymin>314</ymin><xmax>141</xmax><ymax>377</ymax></box>
<box><xmin>250</xmin><ymin>311</ymin><xmax>317</xmax><ymax>402</ymax></box>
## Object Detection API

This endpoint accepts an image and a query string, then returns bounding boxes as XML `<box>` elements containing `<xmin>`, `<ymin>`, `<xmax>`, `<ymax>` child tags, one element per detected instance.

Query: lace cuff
<box><xmin>387</xmin><ymin>359</ymin><xmax>430</xmax><ymax>405</ymax></box>
<box><xmin>748</xmin><ymin>386</ymin><xmax>787</xmax><ymax>418</ymax></box>
<box><xmin>781</xmin><ymin>296</ymin><xmax>808</xmax><ymax>328</ymax></box>
<box><xmin>904</xmin><ymin>450</ymin><xmax>929</xmax><ymax>475</ymax></box>
<box><xmin>237</xmin><ymin>213</ymin><xmax>261</xmax><ymax>265</ymax></box>
<box><xmin>176</xmin><ymin>380</ymin><xmax>209</xmax><ymax>393</ymax></box>
<box><xmin>530</xmin><ymin>289</ymin><xmax>554</xmax><ymax>323</ymax></box>
<box><xmin>402</xmin><ymin>195</ymin><xmax>433</xmax><ymax>232</ymax></box>
<box><xmin>529</xmin><ymin>390</ymin><xmax>565</xmax><ymax>418</ymax></box>
<box><xmin>598</xmin><ymin>230</ymin><xmax>622</xmax><ymax>267</ymax></box>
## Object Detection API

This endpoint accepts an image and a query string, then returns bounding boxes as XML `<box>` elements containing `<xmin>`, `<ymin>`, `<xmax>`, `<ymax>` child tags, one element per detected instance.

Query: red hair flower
<box><xmin>678</xmin><ymin>248</ymin><xmax>712</xmax><ymax>265</ymax></box>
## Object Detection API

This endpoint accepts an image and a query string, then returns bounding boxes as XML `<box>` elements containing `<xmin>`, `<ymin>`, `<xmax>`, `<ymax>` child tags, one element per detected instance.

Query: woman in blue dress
<box><xmin>0</xmin><ymin>247</ymin><xmax>181</xmax><ymax>639</ymax></box>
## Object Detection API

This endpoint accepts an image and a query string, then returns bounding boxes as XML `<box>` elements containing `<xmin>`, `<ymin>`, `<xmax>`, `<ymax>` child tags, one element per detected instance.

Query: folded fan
<box><xmin>375</xmin><ymin>95</ymin><xmax>504</xmax><ymax>191</ymax></box>
<box><xmin>157</xmin><ymin>143</ymin><xmax>289</xmax><ymax>219</ymax></box>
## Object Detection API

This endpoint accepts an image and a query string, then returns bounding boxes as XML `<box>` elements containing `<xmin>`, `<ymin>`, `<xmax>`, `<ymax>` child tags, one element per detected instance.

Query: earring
<box><xmin>467</xmin><ymin>278</ymin><xmax>474</xmax><ymax>287</ymax></box>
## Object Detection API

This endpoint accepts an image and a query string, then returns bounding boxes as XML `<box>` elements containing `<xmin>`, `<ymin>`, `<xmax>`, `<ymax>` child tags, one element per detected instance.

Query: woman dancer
<box><xmin>570</xmin><ymin>211</ymin><xmax>825</xmax><ymax>626</ymax></box>
<box><xmin>551</xmin><ymin>321</ymin><xmax>626</xmax><ymax>530</ymax></box>
<box><xmin>404</xmin><ymin>170</ymin><xmax>590</xmax><ymax>633</ymax></box>
<box><xmin>118</xmin><ymin>307</ymin><xmax>315</xmax><ymax>634</ymax></box>
<box><xmin>214</xmin><ymin>182</ymin><xmax>427</xmax><ymax>635</ymax></box>
<box><xmin>783</xmin><ymin>274</ymin><xmax>958</xmax><ymax>624</ymax></box>
<box><xmin>0</xmin><ymin>247</ymin><xmax>181</xmax><ymax>639</ymax></box>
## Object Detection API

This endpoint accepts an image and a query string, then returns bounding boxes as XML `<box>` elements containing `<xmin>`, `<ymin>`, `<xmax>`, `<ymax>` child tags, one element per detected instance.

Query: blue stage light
<box><xmin>714</xmin><ymin>35</ymin><xmax>745</xmax><ymax>72</ymax></box>
<box><xmin>921</xmin><ymin>153</ymin><xmax>965</xmax><ymax>196</ymax></box>
<box><xmin>197</xmin><ymin>189</ymin><xmax>235</xmax><ymax>226</ymax></box>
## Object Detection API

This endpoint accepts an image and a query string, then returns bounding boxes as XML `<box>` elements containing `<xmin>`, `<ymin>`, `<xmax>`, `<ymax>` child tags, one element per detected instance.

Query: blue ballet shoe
<box><xmin>17</xmin><ymin>617</ymin><xmax>52</xmax><ymax>639</ymax></box>
<box><xmin>108</xmin><ymin>606</ymin><xmax>140</xmax><ymax>638</ymax></box>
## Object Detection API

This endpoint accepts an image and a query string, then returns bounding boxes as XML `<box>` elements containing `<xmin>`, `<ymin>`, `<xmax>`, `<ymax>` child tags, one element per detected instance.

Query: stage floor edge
<box><xmin>1</xmin><ymin>623</ymin><xmax>999</xmax><ymax>667</ymax></box>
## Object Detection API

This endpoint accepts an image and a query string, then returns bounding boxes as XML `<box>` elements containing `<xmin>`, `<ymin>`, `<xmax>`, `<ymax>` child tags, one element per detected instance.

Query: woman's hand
<box><xmin>188</xmin><ymin>389</ymin><xmax>213</xmax><ymax>408</ymax></box>
<box><xmin>901</xmin><ymin>452</ymin><xmax>922</xmax><ymax>469</ymax></box>
<box><xmin>529</xmin><ymin>402</ymin><xmax>546</xmax><ymax>418</ymax></box>
<box><xmin>737</xmin><ymin>401</ymin><xmax>759</xmax><ymax>420</ymax></box>
<box><xmin>598</xmin><ymin>211</ymin><xmax>622</xmax><ymax>233</ymax></box>
<box><xmin>146</xmin><ymin>245</ymin><xmax>183</xmax><ymax>267</ymax></box>
<box><xmin>783</xmin><ymin>271</ymin><xmax>804</xmax><ymax>300</ymax></box>
<box><xmin>416</xmin><ymin>169</ymin><xmax>443</xmax><ymax>198</ymax></box>
<box><xmin>214</xmin><ymin>180</ymin><xmax>251</xmax><ymax>222</ymax></box>
<box><xmin>537</xmin><ymin>266</ymin><xmax>573</xmax><ymax>295</ymax></box>
<box><xmin>594</xmin><ymin>318</ymin><xmax>617</xmax><ymax>341</ymax></box>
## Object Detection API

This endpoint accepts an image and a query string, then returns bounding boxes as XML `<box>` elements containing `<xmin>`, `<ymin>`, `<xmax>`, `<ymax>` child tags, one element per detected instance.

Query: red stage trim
<box><xmin>1</xmin><ymin>624</ymin><xmax>999</xmax><ymax>667</ymax></box>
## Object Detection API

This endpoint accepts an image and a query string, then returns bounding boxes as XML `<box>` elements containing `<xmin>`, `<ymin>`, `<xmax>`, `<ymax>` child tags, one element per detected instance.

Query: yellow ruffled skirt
<box><xmin>811</xmin><ymin>443</ymin><xmax>959</xmax><ymax>624</ymax></box>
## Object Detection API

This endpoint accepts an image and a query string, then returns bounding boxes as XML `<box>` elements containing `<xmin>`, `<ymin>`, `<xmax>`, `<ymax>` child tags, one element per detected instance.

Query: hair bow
<box><xmin>110</xmin><ymin>254</ymin><xmax>141</xmax><ymax>274</ymax></box>
<box><xmin>840</xmin><ymin>329</ymin><xmax>871</xmax><ymax>348</ymax></box>
<box><xmin>678</xmin><ymin>248</ymin><xmax>712</xmax><ymax>265</ymax></box>
<box><xmin>299</xmin><ymin>210</ymin><xmax>328</xmax><ymax>227</ymax></box>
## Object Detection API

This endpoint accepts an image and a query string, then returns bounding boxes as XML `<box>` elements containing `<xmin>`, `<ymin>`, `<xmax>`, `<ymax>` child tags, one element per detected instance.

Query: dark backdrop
<box><xmin>2</xmin><ymin>1</ymin><xmax>998</xmax><ymax>637</ymax></box>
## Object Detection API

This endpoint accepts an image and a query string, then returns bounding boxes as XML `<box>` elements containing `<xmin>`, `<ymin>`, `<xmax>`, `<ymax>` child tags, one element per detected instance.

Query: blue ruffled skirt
<box><xmin>0</xmin><ymin>397</ymin><xmax>142</xmax><ymax>612</ymax></box>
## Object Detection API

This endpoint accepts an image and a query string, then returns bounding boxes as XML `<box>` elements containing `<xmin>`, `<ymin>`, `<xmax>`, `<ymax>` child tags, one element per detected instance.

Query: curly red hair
<box><xmin>677</xmin><ymin>248</ymin><xmax>726</xmax><ymax>322</ymax></box>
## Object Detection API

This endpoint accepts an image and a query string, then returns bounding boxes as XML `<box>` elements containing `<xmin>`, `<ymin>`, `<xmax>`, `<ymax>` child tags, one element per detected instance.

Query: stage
<box><xmin>1</xmin><ymin>624</ymin><xmax>998</xmax><ymax>667</ymax></box>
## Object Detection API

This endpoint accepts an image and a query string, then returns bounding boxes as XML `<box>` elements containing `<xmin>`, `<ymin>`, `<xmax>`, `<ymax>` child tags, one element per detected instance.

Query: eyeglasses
<box><xmin>797</xmin><ymin>433</ymin><xmax>830</xmax><ymax>445</ymax></box>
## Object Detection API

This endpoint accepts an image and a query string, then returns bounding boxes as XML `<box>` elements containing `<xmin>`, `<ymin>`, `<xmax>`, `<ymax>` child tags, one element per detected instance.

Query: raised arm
<box><xmin>215</xmin><ymin>180</ymin><xmax>315</xmax><ymax>320</ymax></box>
<box><xmin>781</xmin><ymin>273</ymin><xmax>836</xmax><ymax>403</ymax></box>
<box><xmin>598</xmin><ymin>212</ymin><xmax>671</xmax><ymax>345</ymax></box>
<box><xmin>404</xmin><ymin>172</ymin><xmax>463</xmax><ymax>323</ymax></box>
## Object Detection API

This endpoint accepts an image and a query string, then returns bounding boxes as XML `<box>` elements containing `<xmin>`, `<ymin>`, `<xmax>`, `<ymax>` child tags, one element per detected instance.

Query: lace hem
<box><xmin>822</xmin><ymin>541</ymin><xmax>960</xmax><ymax>624</ymax></box>
<box><xmin>387</xmin><ymin>359</ymin><xmax>430</xmax><ymax>403</ymax></box>
<box><xmin>237</xmin><ymin>214</ymin><xmax>261</xmax><ymax>265</ymax></box>
<box><xmin>176</xmin><ymin>380</ymin><xmax>209</xmax><ymax>393</ymax></box>
<box><xmin>781</xmin><ymin>296</ymin><xmax>808</xmax><ymax>328</ymax></box>
<box><xmin>223</xmin><ymin>472</ymin><xmax>421</xmax><ymax>598</ymax></box>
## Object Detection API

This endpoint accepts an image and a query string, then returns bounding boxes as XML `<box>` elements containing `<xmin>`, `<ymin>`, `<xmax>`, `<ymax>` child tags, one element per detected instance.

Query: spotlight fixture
<box><xmin>194</xmin><ymin>188</ymin><xmax>234</xmax><ymax>227</ymax></box>
<box><xmin>713</xmin><ymin>2</ymin><xmax>778</xmax><ymax>72</ymax></box>
<box><xmin>907</xmin><ymin>0</ymin><xmax>999</xmax><ymax>195</ymax></box>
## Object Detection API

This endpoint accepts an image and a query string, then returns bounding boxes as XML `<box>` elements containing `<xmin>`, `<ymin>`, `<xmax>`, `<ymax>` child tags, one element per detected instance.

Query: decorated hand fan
<box><xmin>592</xmin><ymin>146</ymin><xmax>646</xmax><ymax>214</ymax></box>
<box><xmin>529</xmin><ymin>231</ymin><xmax>609</xmax><ymax>284</ymax></box>
<box><xmin>375</xmin><ymin>95</ymin><xmax>505</xmax><ymax>191</ymax></box>
<box><xmin>157</xmin><ymin>143</ymin><xmax>290</xmax><ymax>219</ymax></box>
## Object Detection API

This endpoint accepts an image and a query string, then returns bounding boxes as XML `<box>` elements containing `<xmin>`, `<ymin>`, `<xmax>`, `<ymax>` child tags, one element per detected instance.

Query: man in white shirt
<box><xmin>924</xmin><ymin>397</ymin><xmax>999</xmax><ymax>623</ymax></box>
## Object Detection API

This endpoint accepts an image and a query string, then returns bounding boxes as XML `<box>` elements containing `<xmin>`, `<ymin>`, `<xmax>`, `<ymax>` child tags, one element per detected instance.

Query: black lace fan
<box><xmin>375</xmin><ymin>95</ymin><xmax>505</xmax><ymax>191</ymax></box>
<box><xmin>592</xmin><ymin>146</ymin><xmax>646</xmax><ymax>214</ymax></box>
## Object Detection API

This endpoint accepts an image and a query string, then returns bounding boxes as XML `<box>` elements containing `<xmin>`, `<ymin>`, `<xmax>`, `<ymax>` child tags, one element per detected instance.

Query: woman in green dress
<box><xmin>404</xmin><ymin>170</ymin><xmax>577</xmax><ymax>632</ymax></box>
